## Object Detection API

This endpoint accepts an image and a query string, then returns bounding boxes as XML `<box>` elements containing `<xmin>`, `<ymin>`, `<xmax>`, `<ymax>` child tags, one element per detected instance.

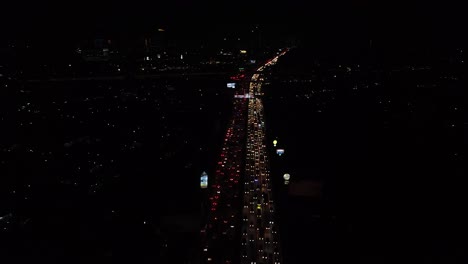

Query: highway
<box><xmin>201</xmin><ymin>83</ymin><xmax>247</xmax><ymax>263</ymax></box>
<box><xmin>202</xmin><ymin>49</ymin><xmax>288</xmax><ymax>264</ymax></box>
<box><xmin>241</xmin><ymin>50</ymin><xmax>288</xmax><ymax>264</ymax></box>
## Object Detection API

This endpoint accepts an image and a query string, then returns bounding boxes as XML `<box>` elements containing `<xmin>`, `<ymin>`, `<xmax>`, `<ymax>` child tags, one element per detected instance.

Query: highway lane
<box><xmin>241</xmin><ymin>50</ymin><xmax>288</xmax><ymax>264</ymax></box>
<box><xmin>202</xmin><ymin>80</ymin><xmax>248</xmax><ymax>264</ymax></box>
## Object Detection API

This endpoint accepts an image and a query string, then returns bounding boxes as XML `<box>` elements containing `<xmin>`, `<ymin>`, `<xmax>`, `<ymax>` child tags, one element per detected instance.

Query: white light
<box><xmin>283</xmin><ymin>173</ymin><xmax>290</xmax><ymax>181</ymax></box>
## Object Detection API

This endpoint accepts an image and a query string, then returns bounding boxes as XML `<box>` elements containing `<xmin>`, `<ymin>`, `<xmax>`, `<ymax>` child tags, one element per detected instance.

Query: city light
<box><xmin>4</xmin><ymin>9</ymin><xmax>459</xmax><ymax>264</ymax></box>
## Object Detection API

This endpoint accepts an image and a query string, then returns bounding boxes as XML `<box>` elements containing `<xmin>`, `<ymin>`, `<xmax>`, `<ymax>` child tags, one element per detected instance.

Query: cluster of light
<box><xmin>226</xmin><ymin>50</ymin><xmax>288</xmax><ymax>261</ymax></box>
<box><xmin>234</xmin><ymin>94</ymin><xmax>253</xmax><ymax>99</ymax></box>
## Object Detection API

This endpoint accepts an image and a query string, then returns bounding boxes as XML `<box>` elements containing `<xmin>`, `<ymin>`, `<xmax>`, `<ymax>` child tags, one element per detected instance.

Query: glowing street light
<box><xmin>273</xmin><ymin>139</ymin><xmax>278</xmax><ymax>147</ymax></box>
<box><xmin>284</xmin><ymin>173</ymin><xmax>290</xmax><ymax>185</ymax></box>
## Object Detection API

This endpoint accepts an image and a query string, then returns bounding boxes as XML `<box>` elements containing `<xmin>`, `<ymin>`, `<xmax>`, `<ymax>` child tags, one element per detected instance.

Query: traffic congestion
<box><xmin>202</xmin><ymin>50</ymin><xmax>288</xmax><ymax>264</ymax></box>
<box><xmin>241</xmin><ymin>50</ymin><xmax>288</xmax><ymax>264</ymax></box>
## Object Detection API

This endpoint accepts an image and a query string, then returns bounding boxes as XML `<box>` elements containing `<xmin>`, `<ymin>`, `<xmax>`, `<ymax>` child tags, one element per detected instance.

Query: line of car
<box><xmin>241</xmin><ymin>53</ymin><xmax>287</xmax><ymax>264</ymax></box>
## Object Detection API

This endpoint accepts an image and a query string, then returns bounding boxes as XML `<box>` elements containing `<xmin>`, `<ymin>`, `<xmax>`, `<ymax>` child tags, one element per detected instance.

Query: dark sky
<box><xmin>2</xmin><ymin>0</ymin><xmax>466</xmax><ymax>49</ymax></box>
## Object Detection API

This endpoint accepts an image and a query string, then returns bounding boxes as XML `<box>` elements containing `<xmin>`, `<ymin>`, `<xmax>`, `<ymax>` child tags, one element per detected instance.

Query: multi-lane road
<box><xmin>241</xmin><ymin>50</ymin><xmax>288</xmax><ymax>264</ymax></box>
<box><xmin>201</xmin><ymin>93</ymin><xmax>247</xmax><ymax>263</ymax></box>
<box><xmin>202</xmin><ymin>50</ymin><xmax>288</xmax><ymax>264</ymax></box>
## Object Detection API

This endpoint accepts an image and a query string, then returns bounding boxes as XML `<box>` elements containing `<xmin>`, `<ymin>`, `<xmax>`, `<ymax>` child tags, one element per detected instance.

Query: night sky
<box><xmin>3</xmin><ymin>1</ymin><xmax>466</xmax><ymax>46</ymax></box>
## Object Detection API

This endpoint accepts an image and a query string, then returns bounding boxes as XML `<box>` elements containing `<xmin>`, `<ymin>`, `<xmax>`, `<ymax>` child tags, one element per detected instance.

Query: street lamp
<box><xmin>283</xmin><ymin>173</ymin><xmax>290</xmax><ymax>185</ymax></box>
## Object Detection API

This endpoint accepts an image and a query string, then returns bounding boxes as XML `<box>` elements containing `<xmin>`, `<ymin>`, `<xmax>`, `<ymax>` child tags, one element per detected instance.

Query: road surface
<box><xmin>241</xmin><ymin>50</ymin><xmax>288</xmax><ymax>264</ymax></box>
<box><xmin>202</xmin><ymin>50</ymin><xmax>288</xmax><ymax>264</ymax></box>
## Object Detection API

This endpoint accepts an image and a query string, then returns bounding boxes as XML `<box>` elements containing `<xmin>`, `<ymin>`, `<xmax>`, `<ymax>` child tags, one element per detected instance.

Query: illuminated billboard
<box><xmin>227</xmin><ymin>83</ymin><xmax>236</xmax><ymax>89</ymax></box>
<box><xmin>200</xmin><ymin>171</ymin><xmax>208</xmax><ymax>189</ymax></box>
